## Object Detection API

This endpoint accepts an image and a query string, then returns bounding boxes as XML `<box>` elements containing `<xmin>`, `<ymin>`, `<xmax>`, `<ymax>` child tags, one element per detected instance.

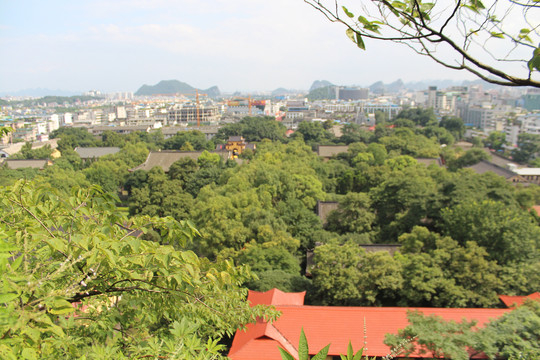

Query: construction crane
<box><xmin>183</xmin><ymin>90</ymin><xmax>208</xmax><ymax>127</ymax></box>
<box><xmin>227</xmin><ymin>96</ymin><xmax>266</xmax><ymax>116</ymax></box>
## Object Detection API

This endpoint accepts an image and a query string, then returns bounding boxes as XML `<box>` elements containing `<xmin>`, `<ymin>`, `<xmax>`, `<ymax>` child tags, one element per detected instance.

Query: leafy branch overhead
<box><xmin>304</xmin><ymin>0</ymin><xmax>540</xmax><ymax>87</ymax></box>
<box><xmin>0</xmin><ymin>182</ymin><xmax>276</xmax><ymax>359</ymax></box>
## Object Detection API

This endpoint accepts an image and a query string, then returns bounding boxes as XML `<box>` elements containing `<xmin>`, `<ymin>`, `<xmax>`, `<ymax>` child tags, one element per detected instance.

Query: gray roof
<box><xmin>489</xmin><ymin>152</ymin><xmax>519</xmax><ymax>168</ymax></box>
<box><xmin>317</xmin><ymin>145</ymin><xmax>349</xmax><ymax>158</ymax></box>
<box><xmin>228</xmin><ymin>136</ymin><xmax>244</xmax><ymax>142</ymax></box>
<box><xmin>131</xmin><ymin>150</ymin><xmax>229</xmax><ymax>172</ymax></box>
<box><xmin>416</xmin><ymin>158</ymin><xmax>443</xmax><ymax>167</ymax></box>
<box><xmin>466</xmin><ymin>160</ymin><xmax>524</xmax><ymax>180</ymax></box>
<box><xmin>75</xmin><ymin>147</ymin><xmax>121</xmax><ymax>159</ymax></box>
<box><xmin>0</xmin><ymin>139</ymin><xmax>59</xmax><ymax>157</ymax></box>
<box><xmin>5</xmin><ymin>159</ymin><xmax>50</xmax><ymax>169</ymax></box>
<box><xmin>316</xmin><ymin>201</ymin><xmax>339</xmax><ymax>225</ymax></box>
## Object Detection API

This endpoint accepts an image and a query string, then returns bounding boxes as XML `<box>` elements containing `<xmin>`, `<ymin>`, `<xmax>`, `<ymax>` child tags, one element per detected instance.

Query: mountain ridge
<box><xmin>135</xmin><ymin>80</ymin><xmax>221</xmax><ymax>97</ymax></box>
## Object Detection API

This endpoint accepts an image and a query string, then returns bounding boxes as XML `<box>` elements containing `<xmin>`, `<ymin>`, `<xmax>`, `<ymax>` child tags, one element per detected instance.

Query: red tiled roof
<box><xmin>498</xmin><ymin>292</ymin><xmax>540</xmax><ymax>308</ymax></box>
<box><xmin>229</xmin><ymin>289</ymin><xmax>511</xmax><ymax>360</ymax></box>
<box><xmin>248</xmin><ymin>289</ymin><xmax>305</xmax><ymax>306</ymax></box>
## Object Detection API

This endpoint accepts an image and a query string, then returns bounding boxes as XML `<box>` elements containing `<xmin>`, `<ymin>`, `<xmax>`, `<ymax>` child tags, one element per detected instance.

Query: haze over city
<box><xmin>0</xmin><ymin>0</ymin><xmax>481</xmax><ymax>94</ymax></box>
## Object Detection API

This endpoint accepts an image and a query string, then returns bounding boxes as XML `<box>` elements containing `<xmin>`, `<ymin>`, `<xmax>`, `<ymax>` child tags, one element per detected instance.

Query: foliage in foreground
<box><xmin>385</xmin><ymin>301</ymin><xmax>540</xmax><ymax>360</ymax></box>
<box><xmin>0</xmin><ymin>182</ymin><xmax>275</xmax><ymax>359</ymax></box>
<box><xmin>279</xmin><ymin>328</ymin><xmax>330</xmax><ymax>360</ymax></box>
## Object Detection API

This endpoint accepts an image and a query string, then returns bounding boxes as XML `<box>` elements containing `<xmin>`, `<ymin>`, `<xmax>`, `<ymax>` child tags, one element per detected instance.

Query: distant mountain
<box><xmin>272</xmin><ymin>88</ymin><xmax>295</xmax><ymax>96</ymax></box>
<box><xmin>135</xmin><ymin>80</ymin><xmax>221</xmax><ymax>97</ymax></box>
<box><xmin>307</xmin><ymin>86</ymin><xmax>335</xmax><ymax>100</ymax></box>
<box><xmin>402</xmin><ymin>79</ymin><xmax>500</xmax><ymax>91</ymax></box>
<box><xmin>460</xmin><ymin>79</ymin><xmax>501</xmax><ymax>90</ymax></box>
<box><xmin>1</xmin><ymin>88</ymin><xmax>81</xmax><ymax>97</ymax></box>
<box><xmin>204</xmin><ymin>86</ymin><xmax>220</xmax><ymax>98</ymax></box>
<box><xmin>369</xmin><ymin>81</ymin><xmax>386</xmax><ymax>94</ymax></box>
<box><xmin>309</xmin><ymin>80</ymin><xmax>333</xmax><ymax>92</ymax></box>
<box><xmin>387</xmin><ymin>79</ymin><xmax>405</xmax><ymax>93</ymax></box>
<box><xmin>403</xmin><ymin>79</ymin><xmax>460</xmax><ymax>91</ymax></box>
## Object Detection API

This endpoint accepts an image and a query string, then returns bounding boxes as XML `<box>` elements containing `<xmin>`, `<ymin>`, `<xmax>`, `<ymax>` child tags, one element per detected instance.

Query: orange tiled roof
<box><xmin>229</xmin><ymin>289</ymin><xmax>511</xmax><ymax>360</ymax></box>
<box><xmin>248</xmin><ymin>289</ymin><xmax>305</xmax><ymax>306</ymax></box>
<box><xmin>498</xmin><ymin>292</ymin><xmax>540</xmax><ymax>308</ymax></box>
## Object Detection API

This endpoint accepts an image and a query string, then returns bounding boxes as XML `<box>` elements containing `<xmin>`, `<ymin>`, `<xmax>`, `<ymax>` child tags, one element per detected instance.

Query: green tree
<box><xmin>421</xmin><ymin>126</ymin><xmax>455</xmax><ymax>146</ymax></box>
<box><xmin>10</xmin><ymin>143</ymin><xmax>53</xmax><ymax>160</ymax></box>
<box><xmin>163</xmin><ymin>130</ymin><xmax>209</xmax><ymax>151</ymax></box>
<box><xmin>35</xmin><ymin>166</ymin><xmax>90</xmax><ymax>194</ymax></box>
<box><xmin>394</xmin><ymin>108</ymin><xmax>437</xmax><ymax>127</ymax></box>
<box><xmin>101</xmin><ymin>130</ymin><xmax>126</xmax><ymax>147</ymax></box>
<box><xmin>0</xmin><ymin>182</ymin><xmax>275</xmax><ymax>359</ymax></box>
<box><xmin>168</xmin><ymin>157</ymin><xmax>198</xmax><ymax>184</ymax></box>
<box><xmin>485</xmin><ymin>131</ymin><xmax>507</xmax><ymax>151</ymax></box>
<box><xmin>52</xmin><ymin>148</ymin><xmax>83</xmax><ymax>171</ymax></box>
<box><xmin>513</xmin><ymin>133</ymin><xmax>540</xmax><ymax>164</ymax></box>
<box><xmin>439</xmin><ymin>116</ymin><xmax>466</xmax><ymax>141</ymax></box>
<box><xmin>129</xmin><ymin>167</ymin><xmax>194</xmax><ymax>221</ymax></box>
<box><xmin>477</xmin><ymin>301</ymin><xmax>540</xmax><ymax>359</ymax></box>
<box><xmin>370</xmin><ymin>166</ymin><xmax>438</xmax><ymax>242</ymax></box>
<box><xmin>446</xmin><ymin>148</ymin><xmax>490</xmax><ymax>170</ymax></box>
<box><xmin>325</xmin><ymin>192</ymin><xmax>375</xmax><ymax>234</ymax></box>
<box><xmin>216</xmin><ymin>116</ymin><xmax>286</xmax><ymax>142</ymax></box>
<box><xmin>367</xmin><ymin>143</ymin><xmax>387</xmax><ymax>165</ymax></box>
<box><xmin>311</xmin><ymin>241</ymin><xmax>402</xmax><ymax>306</ymax></box>
<box><xmin>51</xmin><ymin>127</ymin><xmax>99</xmax><ymax>151</ymax></box>
<box><xmin>197</xmin><ymin>150</ymin><xmax>222</xmax><ymax>168</ymax></box>
<box><xmin>441</xmin><ymin>200</ymin><xmax>540</xmax><ymax>265</ymax></box>
<box><xmin>385</xmin><ymin>302</ymin><xmax>540</xmax><ymax>360</ymax></box>
<box><xmin>340</xmin><ymin>124</ymin><xmax>373</xmax><ymax>144</ymax></box>
<box><xmin>295</xmin><ymin>121</ymin><xmax>333</xmax><ymax>145</ymax></box>
<box><xmin>398</xmin><ymin>227</ymin><xmax>501</xmax><ymax>307</ymax></box>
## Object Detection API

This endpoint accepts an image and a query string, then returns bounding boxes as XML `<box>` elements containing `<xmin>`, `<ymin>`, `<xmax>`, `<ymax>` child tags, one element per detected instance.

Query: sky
<box><xmin>0</xmin><ymin>0</ymin><xmax>483</xmax><ymax>94</ymax></box>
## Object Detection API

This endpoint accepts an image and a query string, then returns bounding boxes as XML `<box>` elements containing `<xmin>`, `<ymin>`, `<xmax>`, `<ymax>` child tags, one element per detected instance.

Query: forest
<box><xmin>1</xmin><ymin>111</ymin><xmax>539</xmax><ymax>358</ymax></box>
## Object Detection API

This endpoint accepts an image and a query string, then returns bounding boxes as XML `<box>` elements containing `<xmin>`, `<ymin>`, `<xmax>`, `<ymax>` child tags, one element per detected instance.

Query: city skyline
<box><xmin>1</xmin><ymin>0</ymin><xmax>482</xmax><ymax>94</ymax></box>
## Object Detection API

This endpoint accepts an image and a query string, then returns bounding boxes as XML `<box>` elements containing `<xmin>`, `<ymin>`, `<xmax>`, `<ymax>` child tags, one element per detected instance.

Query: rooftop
<box><xmin>75</xmin><ymin>147</ymin><xmax>120</xmax><ymax>159</ymax></box>
<box><xmin>130</xmin><ymin>150</ymin><xmax>229</xmax><ymax>172</ymax></box>
<box><xmin>229</xmin><ymin>289</ymin><xmax>511</xmax><ymax>360</ymax></box>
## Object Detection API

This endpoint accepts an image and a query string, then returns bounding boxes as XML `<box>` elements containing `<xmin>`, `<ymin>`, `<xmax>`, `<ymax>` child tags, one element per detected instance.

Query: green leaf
<box><xmin>10</xmin><ymin>255</ymin><xmax>23</xmax><ymax>271</ymax></box>
<box><xmin>311</xmin><ymin>344</ymin><xmax>331</xmax><ymax>360</ymax></box>
<box><xmin>490</xmin><ymin>32</ymin><xmax>504</xmax><ymax>39</ymax></box>
<box><xmin>45</xmin><ymin>237</ymin><xmax>65</xmax><ymax>253</ymax></box>
<box><xmin>278</xmin><ymin>348</ymin><xmax>296</xmax><ymax>360</ymax></box>
<box><xmin>528</xmin><ymin>47</ymin><xmax>540</xmax><ymax>72</ymax></box>
<box><xmin>0</xmin><ymin>293</ymin><xmax>19</xmax><ymax>303</ymax></box>
<box><xmin>21</xmin><ymin>348</ymin><xmax>38</xmax><ymax>360</ymax></box>
<box><xmin>299</xmin><ymin>328</ymin><xmax>309</xmax><ymax>360</ymax></box>
<box><xmin>0</xmin><ymin>241</ymin><xmax>17</xmax><ymax>252</ymax></box>
<box><xmin>356</xmin><ymin>32</ymin><xmax>366</xmax><ymax>50</ymax></box>
<box><xmin>346</xmin><ymin>29</ymin><xmax>366</xmax><ymax>50</ymax></box>
<box><xmin>353</xmin><ymin>348</ymin><xmax>365</xmax><ymax>360</ymax></box>
<box><xmin>48</xmin><ymin>297</ymin><xmax>75</xmax><ymax>315</ymax></box>
<box><xmin>342</xmin><ymin>6</ymin><xmax>354</xmax><ymax>18</ymax></box>
<box><xmin>348</xmin><ymin>341</ymin><xmax>353</xmax><ymax>358</ymax></box>
<box><xmin>392</xmin><ymin>1</ymin><xmax>407</xmax><ymax>10</ymax></box>
<box><xmin>346</xmin><ymin>28</ymin><xmax>356</xmax><ymax>43</ymax></box>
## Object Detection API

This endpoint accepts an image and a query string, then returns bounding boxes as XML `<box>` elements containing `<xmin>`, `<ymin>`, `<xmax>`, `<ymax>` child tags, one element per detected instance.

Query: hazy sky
<box><xmin>0</xmin><ymin>0</ymin><xmax>479</xmax><ymax>93</ymax></box>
